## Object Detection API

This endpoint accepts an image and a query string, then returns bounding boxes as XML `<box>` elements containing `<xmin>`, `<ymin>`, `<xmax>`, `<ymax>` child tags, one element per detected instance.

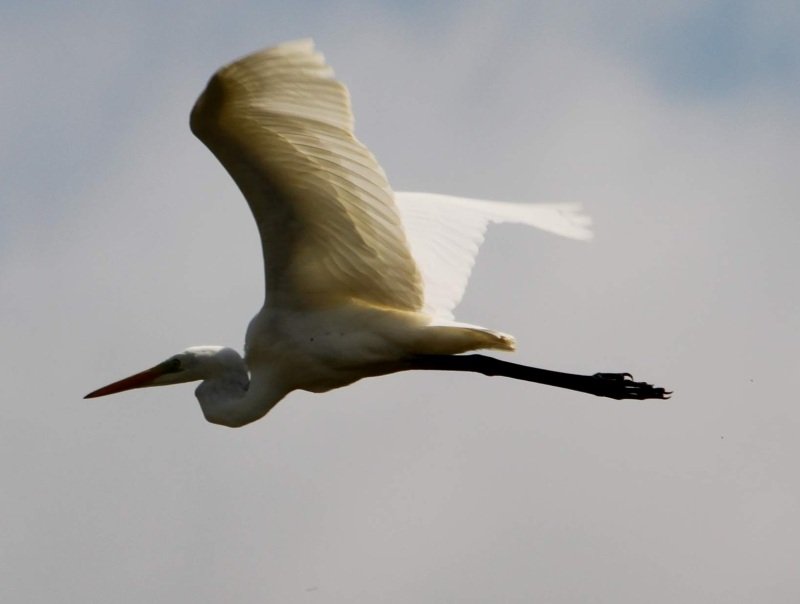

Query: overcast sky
<box><xmin>2</xmin><ymin>2</ymin><xmax>799</xmax><ymax>602</ymax></box>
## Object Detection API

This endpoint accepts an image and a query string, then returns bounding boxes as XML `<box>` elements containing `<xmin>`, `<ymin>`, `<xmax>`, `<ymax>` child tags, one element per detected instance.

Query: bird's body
<box><xmin>246</xmin><ymin>301</ymin><xmax>512</xmax><ymax>392</ymax></box>
<box><xmin>86</xmin><ymin>40</ymin><xmax>669</xmax><ymax>426</ymax></box>
<box><xmin>196</xmin><ymin>298</ymin><xmax>517</xmax><ymax>426</ymax></box>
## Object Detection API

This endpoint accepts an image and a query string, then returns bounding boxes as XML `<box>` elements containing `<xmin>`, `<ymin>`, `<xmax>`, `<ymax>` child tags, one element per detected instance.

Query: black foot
<box><xmin>591</xmin><ymin>372</ymin><xmax>672</xmax><ymax>400</ymax></box>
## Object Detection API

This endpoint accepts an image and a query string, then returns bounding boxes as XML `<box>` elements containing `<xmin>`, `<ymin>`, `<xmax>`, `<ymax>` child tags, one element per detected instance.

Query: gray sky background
<box><xmin>2</xmin><ymin>1</ymin><xmax>799</xmax><ymax>602</ymax></box>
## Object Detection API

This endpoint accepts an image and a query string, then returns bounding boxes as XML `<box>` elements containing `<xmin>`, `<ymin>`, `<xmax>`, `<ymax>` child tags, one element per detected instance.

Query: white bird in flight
<box><xmin>86</xmin><ymin>40</ymin><xmax>669</xmax><ymax>427</ymax></box>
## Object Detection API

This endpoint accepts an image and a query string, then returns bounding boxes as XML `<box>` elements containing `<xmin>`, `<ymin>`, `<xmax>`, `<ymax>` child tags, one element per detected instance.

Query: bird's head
<box><xmin>84</xmin><ymin>346</ymin><xmax>246</xmax><ymax>398</ymax></box>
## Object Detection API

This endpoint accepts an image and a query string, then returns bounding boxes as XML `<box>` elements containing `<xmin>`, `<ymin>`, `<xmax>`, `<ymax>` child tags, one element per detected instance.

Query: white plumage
<box><xmin>395</xmin><ymin>192</ymin><xmax>591</xmax><ymax>319</ymax></box>
<box><xmin>85</xmin><ymin>40</ymin><xmax>668</xmax><ymax>427</ymax></box>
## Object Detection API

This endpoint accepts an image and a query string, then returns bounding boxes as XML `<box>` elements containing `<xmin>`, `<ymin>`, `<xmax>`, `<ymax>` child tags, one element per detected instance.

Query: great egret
<box><xmin>85</xmin><ymin>40</ymin><xmax>670</xmax><ymax>427</ymax></box>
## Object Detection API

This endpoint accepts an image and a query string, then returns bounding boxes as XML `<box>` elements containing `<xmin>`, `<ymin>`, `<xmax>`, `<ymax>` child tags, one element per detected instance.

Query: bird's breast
<box><xmin>244</xmin><ymin>303</ymin><xmax>429</xmax><ymax>393</ymax></box>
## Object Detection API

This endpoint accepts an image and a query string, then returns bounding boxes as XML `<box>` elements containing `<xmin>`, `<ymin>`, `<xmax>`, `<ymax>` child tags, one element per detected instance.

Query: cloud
<box><xmin>2</xmin><ymin>2</ymin><xmax>799</xmax><ymax>602</ymax></box>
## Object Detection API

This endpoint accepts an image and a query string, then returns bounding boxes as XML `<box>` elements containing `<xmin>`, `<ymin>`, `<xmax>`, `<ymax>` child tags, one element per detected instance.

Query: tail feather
<box><xmin>413</xmin><ymin>320</ymin><xmax>516</xmax><ymax>355</ymax></box>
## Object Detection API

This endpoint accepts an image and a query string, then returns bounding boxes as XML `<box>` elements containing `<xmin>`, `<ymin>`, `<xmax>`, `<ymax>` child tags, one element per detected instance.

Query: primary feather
<box><xmin>394</xmin><ymin>193</ymin><xmax>592</xmax><ymax>320</ymax></box>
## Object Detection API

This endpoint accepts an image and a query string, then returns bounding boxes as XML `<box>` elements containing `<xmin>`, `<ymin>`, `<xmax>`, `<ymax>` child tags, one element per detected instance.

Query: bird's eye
<box><xmin>161</xmin><ymin>358</ymin><xmax>182</xmax><ymax>373</ymax></box>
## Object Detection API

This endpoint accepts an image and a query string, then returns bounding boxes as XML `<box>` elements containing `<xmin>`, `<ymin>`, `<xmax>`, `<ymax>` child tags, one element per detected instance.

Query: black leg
<box><xmin>401</xmin><ymin>354</ymin><xmax>671</xmax><ymax>400</ymax></box>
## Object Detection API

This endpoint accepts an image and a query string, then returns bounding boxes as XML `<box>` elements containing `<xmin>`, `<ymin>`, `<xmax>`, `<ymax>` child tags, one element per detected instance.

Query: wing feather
<box><xmin>190</xmin><ymin>39</ymin><xmax>423</xmax><ymax>310</ymax></box>
<box><xmin>395</xmin><ymin>192</ymin><xmax>592</xmax><ymax>320</ymax></box>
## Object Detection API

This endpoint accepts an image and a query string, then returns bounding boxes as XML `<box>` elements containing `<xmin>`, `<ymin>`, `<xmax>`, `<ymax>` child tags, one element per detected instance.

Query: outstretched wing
<box><xmin>394</xmin><ymin>192</ymin><xmax>592</xmax><ymax>320</ymax></box>
<box><xmin>191</xmin><ymin>39</ymin><xmax>423</xmax><ymax>311</ymax></box>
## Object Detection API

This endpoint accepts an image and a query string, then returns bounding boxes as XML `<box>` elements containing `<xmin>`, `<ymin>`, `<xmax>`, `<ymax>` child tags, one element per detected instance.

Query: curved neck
<box><xmin>195</xmin><ymin>369</ymin><xmax>287</xmax><ymax>428</ymax></box>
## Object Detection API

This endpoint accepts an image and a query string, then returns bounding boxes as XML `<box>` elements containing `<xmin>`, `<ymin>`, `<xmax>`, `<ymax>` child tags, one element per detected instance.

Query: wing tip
<box><xmin>554</xmin><ymin>205</ymin><xmax>594</xmax><ymax>240</ymax></box>
<box><xmin>190</xmin><ymin>37</ymin><xmax>334</xmax><ymax>139</ymax></box>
